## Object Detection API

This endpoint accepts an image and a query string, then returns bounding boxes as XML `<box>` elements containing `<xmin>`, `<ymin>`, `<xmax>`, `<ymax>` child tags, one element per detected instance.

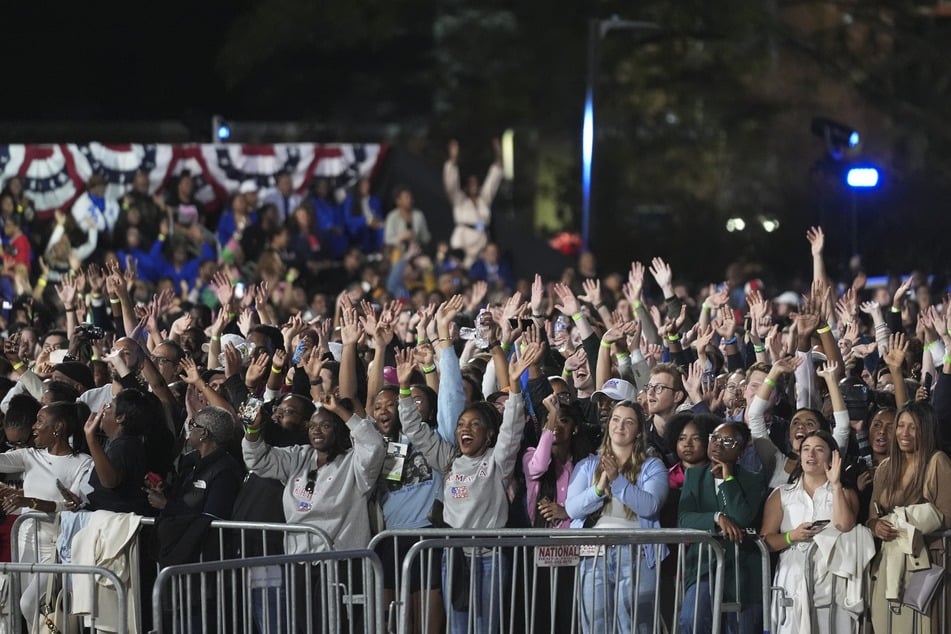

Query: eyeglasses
<box><xmin>188</xmin><ymin>420</ymin><xmax>206</xmax><ymax>431</ymax></box>
<box><xmin>709</xmin><ymin>434</ymin><xmax>741</xmax><ymax>449</ymax></box>
<box><xmin>305</xmin><ymin>468</ymin><xmax>318</xmax><ymax>495</ymax></box>
<box><xmin>274</xmin><ymin>407</ymin><xmax>301</xmax><ymax>417</ymax></box>
<box><xmin>645</xmin><ymin>383</ymin><xmax>675</xmax><ymax>394</ymax></box>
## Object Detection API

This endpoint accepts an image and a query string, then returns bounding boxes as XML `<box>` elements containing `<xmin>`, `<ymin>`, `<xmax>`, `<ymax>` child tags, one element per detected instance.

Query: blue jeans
<box><xmin>579</xmin><ymin>546</ymin><xmax>656</xmax><ymax>634</ymax></box>
<box><xmin>441</xmin><ymin>549</ymin><xmax>508</xmax><ymax>634</ymax></box>
<box><xmin>251</xmin><ymin>584</ymin><xmax>287</xmax><ymax>634</ymax></box>
<box><xmin>680</xmin><ymin>577</ymin><xmax>762</xmax><ymax>634</ymax></box>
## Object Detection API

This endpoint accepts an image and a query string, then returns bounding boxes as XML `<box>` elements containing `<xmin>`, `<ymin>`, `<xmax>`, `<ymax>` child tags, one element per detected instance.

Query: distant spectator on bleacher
<box><xmin>71</xmin><ymin>173</ymin><xmax>120</xmax><ymax>246</ymax></box>
<box><xmin>383</xmin><ymin>185</ymin><xmax>430</xmax><ymax>258</ymax></box>
<box><xmin>239</xmin><ymin>179</ymin><xmax>260</xmax><ymax>212</ymax></box>
<box><xmin>116</xmin><ymin>170</ymin><xmax>163</xmax><ymax>244</ymax></box>
<box><xmin>310</xmin><ymin>177</ymin><xmax>347</xmax><ymax>259</ymax></box>
<box><xmin>216</xmin><ymin>192</ymin><xmax>258</xmax><ymax>251</ymax></box>
<box><xmin>262</xmin><ymin>170</ymin><xmax>301</xmax><ymax>225</ymax></box>
<box><xmin>469</xmin><ymin>242</ymin><xmax>514</xmax><ymax>292</ymax></box>
<box><xmin>241</xmin><ymin>203</ymin><xmax>281</xmax><ymax>265</ymax></box>
<box><xmin>44</xmin><ymin>209</ymin><xmax>97</xmax><ymax>281</ymax></box>
<box><xmin>342</xmin><ymin>177</ymin><xmax>384</xmax><ymax>253</ymax></box>
<box><xmin>444</xmin><ymin>138</ymin><xmax>503</xmax><ymax>267</ymax></box>
<box><xmin>1</xmin><ymin>177</ymin><xmax>35</xmax><ymax>223</ymax></box>
<box><xmin>286</xmin><ymin>202</ymin><xmax>321</xmax><ymax>275</ymax></box>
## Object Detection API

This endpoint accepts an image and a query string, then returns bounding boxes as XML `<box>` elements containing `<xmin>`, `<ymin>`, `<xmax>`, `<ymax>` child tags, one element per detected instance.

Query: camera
<box><xmin>74</xmin><ymin>323</ymin><xmax>105</xmax><ymax>340</ymax></box>
<box><xmin>840</xmin><ymin>377</ymin><xmax>872</xmax><ymax>421</ymax></box>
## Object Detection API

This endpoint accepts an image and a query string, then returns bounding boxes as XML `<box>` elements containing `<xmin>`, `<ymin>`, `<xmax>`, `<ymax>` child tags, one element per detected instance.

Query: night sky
<box><xmin>1</xmin><ymin>1</ymin><xmax>241</xmax><ymax>121</ymax></box>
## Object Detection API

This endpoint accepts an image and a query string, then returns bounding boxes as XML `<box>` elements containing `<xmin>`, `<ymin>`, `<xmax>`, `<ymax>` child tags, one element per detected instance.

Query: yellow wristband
<box><xmin>12</xmin><ymin>361</ymin><xmax>24</xmax><ymax>371</ymax></box>
<box><xmin>600</xmin><ymin>340</ymin><xmax>612</xmax><ymax>349</ymax></box>
<box><xmin>37</xmin><ymin>278</ymin><xmax>47</xmax><ymax>287</ymax></box>
<box><xmin>785</xmin><ymin>531</ymin><xmax>793</xmax><ymax>546</ymax></box>
<box><xmin>816</xmin><ymin>325</ymin><xmax>831</xmax><ymax>334</ymax></box>
<box><xmin>571</xmin><ymin>313</ymin><xmax>583</xmax><ymax>322</ymax></box>
<box><xmin>270</xmin><ymin>366</ymin><xmax>282</xmax><ymax>374</ymax></box>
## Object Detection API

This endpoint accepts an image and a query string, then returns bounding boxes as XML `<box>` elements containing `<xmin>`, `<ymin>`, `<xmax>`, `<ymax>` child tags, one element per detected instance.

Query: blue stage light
<box><xmin>846</xmin><ymin>167</ymin><xmax>879</xmax><ymax>188</ymax></box>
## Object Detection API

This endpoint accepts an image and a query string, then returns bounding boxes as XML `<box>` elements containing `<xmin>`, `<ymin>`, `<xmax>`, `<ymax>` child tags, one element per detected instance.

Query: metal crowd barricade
<box><xmin>0</xmin><ymin>561</ymin><xmax>128</xmax><ymax>634</ymax></box>
<box><xmin>783</xmin><ymin>540</ymin><xmax>867</xmax><ymax>634</ymax></box>
<box><xmin>369</xmin><ymin>527</ymin><xmax>730</xmax><ymax>634</ymax></box>
<box><xmin>7</xmin><ymin>512</ymin><xmax>335</xmax><ymax>634</ymax></box>
<box><xmin>150</xmin><ymin>550</ymin><xmax>385</xmax><ymax>634</ymax></box>
<box><xmin>674</xmin><ymin>530</ymin><xmax>771</xmax><ymax>634</ymax></box>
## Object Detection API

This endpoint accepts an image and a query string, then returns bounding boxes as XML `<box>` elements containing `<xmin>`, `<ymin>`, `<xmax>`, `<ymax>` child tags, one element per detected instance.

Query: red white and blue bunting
<box><xmin>0</xmin><ymin>143</ymin><xmax>385</xmax><ymax>219</ymax></box>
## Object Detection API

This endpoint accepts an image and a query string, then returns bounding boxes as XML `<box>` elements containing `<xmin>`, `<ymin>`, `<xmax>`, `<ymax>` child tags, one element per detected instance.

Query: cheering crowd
<box><xmin>0</xmin><ymin>146</ymin><xmax>947</xmax><ymax>634</ymax></box>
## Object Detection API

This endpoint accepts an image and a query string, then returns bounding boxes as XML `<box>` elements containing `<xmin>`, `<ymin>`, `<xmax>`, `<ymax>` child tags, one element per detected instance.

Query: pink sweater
<box><xmin>522</xmin><ymin>429</ymin><xmax>574</xmax><ymax>528</ymax></box>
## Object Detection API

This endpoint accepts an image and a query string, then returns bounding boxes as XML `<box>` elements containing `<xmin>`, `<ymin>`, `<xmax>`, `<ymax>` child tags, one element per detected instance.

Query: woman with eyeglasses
<box><xmin>145</xmin><ymin>406</ymin><xmax>243</xmax><ymax>521</ymax></box>
<box><xmin>748</xmin><ymin>358</ymin><xmax>850</xmax><ymax>489</ymax></box>
<box><xmin>565</xmin><ymin>399</ymin><xmax>669</xmax><ymax>634</ymax></box>
<box><xmin>679</xmin><ymin>421</ymin><xmax>765</xmax><ymax>634</ymax></box>
<box><xmin>760</xmin><ymin>430</ymin><xmax>862</xmax><ymax>634</ymax></box>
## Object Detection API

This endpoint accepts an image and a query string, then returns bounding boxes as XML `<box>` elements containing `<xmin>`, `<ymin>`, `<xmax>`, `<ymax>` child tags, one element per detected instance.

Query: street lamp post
<box><xmin>582</xmin><ymin>17</ymin><xmax>659</xmax><ymax>253</ymax></box>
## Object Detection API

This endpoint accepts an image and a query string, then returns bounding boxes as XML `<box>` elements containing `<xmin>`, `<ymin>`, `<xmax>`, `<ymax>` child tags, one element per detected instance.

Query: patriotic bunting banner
<box><xmin>0</xmin><ymin>143</ymin><xmax>386</xmax><ymax>219</ymax></box>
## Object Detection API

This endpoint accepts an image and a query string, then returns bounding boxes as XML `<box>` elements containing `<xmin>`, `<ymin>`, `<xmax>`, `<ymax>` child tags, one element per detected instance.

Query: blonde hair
<box><xmin>593</xmin><ymin>401</ymin><xmax>648</xmax><ymax>518</ymax></box>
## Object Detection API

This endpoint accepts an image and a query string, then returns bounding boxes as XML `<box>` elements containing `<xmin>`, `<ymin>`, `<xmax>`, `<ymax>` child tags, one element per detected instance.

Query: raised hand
<box><xmin>468</xmin><ymin>280</ymin><xmax>488</xmax><ymax>312</ymax></box>
<box><xmin>859</xmin><ymin>300</ymin><xmax>883</xmax><ymax>320</ymax></box>
<box><xmin>806</xmin><ymin>226</ymin><xmax>825</xmax><ymax>255</ymax></box>
<box><xmin>55</xmin><ymin>274</ymin><xmax>78</xmax><ymax>308</ymax></box>
<box><xmin>237</xmin><ymin>307</ymin><xmax>256</xmax><ymax>338</ymax></box>
<box><xmin>892</xmin><ymin>276</ymin><xmax>913</xmax><ymax>309</ymax></box>
<box><xmin>713</xmin><ymin>305</ymin><xmax>737</xmax><ymax>339</ymax></box>
<box><xmin>692</xmin><ymin>324</ymin><xmax>715</xmax><ymax>354</ymax></box>
<box><xmin>706</xmin><ymin>284</ymin><xmax>730</xmax><ymax>309</ymax></box>
<box><xmin>815</xmin><ymin>360</ymin><xmax>839</xmax><ymax>382</ymax></box>
<box><xmin>436</xmin><ymin>295</ymin><xmax>465</xmax><ymax>332</ymax></box>
<box><xmin>302</xmin><ymin>346</ymin><xmax>325</xmax><ymax>382</ymax></box>
<box><xmin>627</xmin><ymin>261</ymin><xmax>645</xmax><ymax>303</ymax></box>
<box><xmin>244</xmin><ymin>352</ymin><xmax>270</xmax><ymax>387</ymax></box>
<box><xmin>394</xmin><ymin>347</ymin><xmax>415</xmax><ymax>386</ymax></box>
<box><xmin>87</xmin><ymin>264</ymin><xmax>106</xmax><ymax>295</ymax></box>
<box><xmin>509</xmin><ymin>341</ymin><xmax>543</xmax><ymax>381</ymax></box>
<box><xmin>552</xmin><ymin>283</ymin><xmax>580</xmax><ymax>317</ymax></box>
<box><xmin>648</xmin><ymin>257</ymin><xmax>673</xmax><ymax>294</ymax></box>
<box><xmin>211</xmin><ymin>272</ymin><xmax>235</xmax><ymax>309</ymax></box>
<box><xmin>180</xmin><ymin>356</ymin><xmax>202</xmax><ymax>384</ymax></box>
<box><xmin>580</xmin><ymin>279</ymin><xmax>602</xmax><ymax>307</ymax></box>
<box><xmin>883</xmin><ymin>332</ymin><xmax>908</xmax><ymax>368</ymax></box>
<box><xmin>530</xmin><ymin>274</ymin><xmax>546</xmax><ymax>316</ymax></box>
<box><xmin>339</xmin><ymin>307</ymin><xmax>361</xmax><ymax>346</ymax></box>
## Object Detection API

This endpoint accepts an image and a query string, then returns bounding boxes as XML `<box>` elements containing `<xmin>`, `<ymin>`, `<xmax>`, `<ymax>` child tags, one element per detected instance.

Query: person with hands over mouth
<box><xmin>866</xmin><ymin>400</ymin><xmax>951</xmax><ymax>634</ymax></box>
<box><xmin>678</xmin><ymin>421</ymin><xmax>765</xmax><ymax>634</ymax></box>
<box><xmin>396</xmin><ymin>338</ymin><xmax>535</xmax><ymax>634</ymax></box>
<box><xmin>760</xmin><ymin>429</ymin><xmax>864</xmax><ymax>634</ymax></box>
<box><xmin>565</xmin><ymin>399</ymin><xmax>668</xmax><ymax>634</ymax></box>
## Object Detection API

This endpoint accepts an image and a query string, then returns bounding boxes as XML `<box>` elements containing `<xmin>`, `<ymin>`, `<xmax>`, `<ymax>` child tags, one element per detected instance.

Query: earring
<box><xmin>53</xmin><ymin>431</ymin><xmax>59</xmax><ymax>437</ymax></box>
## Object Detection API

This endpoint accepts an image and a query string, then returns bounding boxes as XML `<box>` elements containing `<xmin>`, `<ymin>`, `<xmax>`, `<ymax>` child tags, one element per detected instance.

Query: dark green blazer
<box><xmin>678</xmin><ymin>463</ymin><xmax>765</xmax><ymax>604</ymax></box>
